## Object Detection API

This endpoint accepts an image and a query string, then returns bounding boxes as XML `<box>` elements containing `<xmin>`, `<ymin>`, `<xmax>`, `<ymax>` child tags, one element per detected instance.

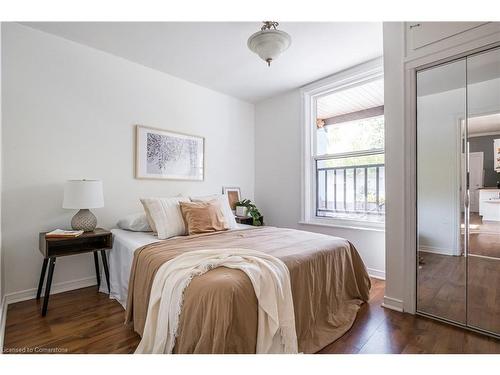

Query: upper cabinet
<box><xmin>405</xmin><ymin>22</ymin><xmax>500</xmax><ymax>61</ymax></box>
<box><xmin>408</xmin><ymin>22</ymin><xmax>486</xmax><ymax>50</ymax></box>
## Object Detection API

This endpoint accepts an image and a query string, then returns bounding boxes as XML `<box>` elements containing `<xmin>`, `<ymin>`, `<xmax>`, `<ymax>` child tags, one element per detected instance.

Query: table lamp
<box><xmin>63</xmin><ymin>179</ymin><xmax>104</xmax><ymax>232</ymax></box>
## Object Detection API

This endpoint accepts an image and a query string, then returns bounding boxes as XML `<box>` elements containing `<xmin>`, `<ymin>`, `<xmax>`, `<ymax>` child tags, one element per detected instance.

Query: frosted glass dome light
<box><xmin>247</xmin><ymin>21</ymin><xmax>291</xmax><ymax>66</ymax></box>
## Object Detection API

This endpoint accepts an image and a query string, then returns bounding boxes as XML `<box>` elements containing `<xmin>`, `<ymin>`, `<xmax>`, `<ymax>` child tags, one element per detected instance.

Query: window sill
<box><xmin>298</xmin><ymin>218</ymin><xmax>385</xmax><ymax>232</ymax></box>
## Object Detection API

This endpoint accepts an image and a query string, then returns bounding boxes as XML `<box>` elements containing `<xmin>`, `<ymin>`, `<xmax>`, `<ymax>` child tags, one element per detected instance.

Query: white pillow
<box><xmin>117</xmin><ymin>212</ymin><xmax>152</xmax><ymax>232</ymax></box>
<box><xmin>190</xmin><ymin>194</ymin><xmax>238</xmax><ymax>229</ymax></box>
<box><xmin>140</xmin><ymin>196</ymin><xmax>190</xmax><ymax>239</ymax></box>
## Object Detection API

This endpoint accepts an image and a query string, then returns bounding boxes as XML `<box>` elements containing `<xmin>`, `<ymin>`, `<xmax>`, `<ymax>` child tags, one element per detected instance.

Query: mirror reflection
<box><xmin>417</xmin><ymin>47</ymin><xmax>500</xmax><ymax>335</ymax></box>
<box><xmin>417</xmin><ymin>59</ymin><xmax>467</xmax><ymax>324</ymax></box>
<box><xmin>466</xmin><ymin>47</ymin><xmax>500</xmax><ymax>335</ymax></box>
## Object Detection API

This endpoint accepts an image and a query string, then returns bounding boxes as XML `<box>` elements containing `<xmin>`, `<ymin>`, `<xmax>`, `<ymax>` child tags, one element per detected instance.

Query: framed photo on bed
<box><xmin>135</xmin><ymin>125</ymin><xmax>204</xmax><ymax>180</ymax></box>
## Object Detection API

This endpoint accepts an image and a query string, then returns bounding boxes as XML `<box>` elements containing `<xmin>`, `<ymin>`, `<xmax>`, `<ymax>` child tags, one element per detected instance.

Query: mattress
<box><xmin>126</xmin><ymin>226</ymin><xmax>371</xmax><ymax>353</ymax></box>
<box><xmin>100</xmin><ymin>225</ymin><xmax>254</xmax><ymax>307</ymax></box>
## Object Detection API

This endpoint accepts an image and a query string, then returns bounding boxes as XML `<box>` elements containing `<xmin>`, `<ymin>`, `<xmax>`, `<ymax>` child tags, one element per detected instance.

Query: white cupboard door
<box><xmin>404</xmin><ymin>22</ymin><xmax>500</xmax><ymax>61</ymax></box>
<box><xmin>469</xmin><ymin>152</ymin><xmax>484</xmax><ymax>213</ymax></box>
<box><xmin>408</xmin><ymin>22</ymin><xmax>487</xmax><ymax>50</ymax></box>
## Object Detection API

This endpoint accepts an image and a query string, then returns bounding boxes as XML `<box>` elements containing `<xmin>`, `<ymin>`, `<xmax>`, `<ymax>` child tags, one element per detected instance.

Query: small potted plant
<box><xmin>235</xmin><ymin>199</ymin><xmax>264</xmax><ymax>226</ymax></box>
<box><xmin>235</xmin><ymin>202</ymin><xmax>248</xmax><ymax>217</ymax></box>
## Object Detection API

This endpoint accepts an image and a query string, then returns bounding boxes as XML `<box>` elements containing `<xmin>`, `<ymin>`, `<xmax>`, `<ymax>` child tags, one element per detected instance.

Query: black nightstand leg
<box><xmin>93</xmin><ymin>251</ymin><xmax>101</xmax><ymax>289</ymax></box>
<box><xmin>100</xmin><ymin>250</ymin><xmax>110</xmax><ymax>293</ymax></box>
<box><xmin>42</xmin><ymin>258</ymin><xmax>56</xmax><ymax>316</ymax></box>
<box><xmin>36</xmin><ymin>259</ymin><xmax>49</xmax><ymax>300</ymax></box>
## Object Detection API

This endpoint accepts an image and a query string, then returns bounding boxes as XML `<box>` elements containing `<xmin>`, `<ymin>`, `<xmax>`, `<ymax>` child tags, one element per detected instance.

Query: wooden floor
<box><xmin>320</xmin><ymin>279</ymin><xmax>499</xmax><ymax>354</ymax></box>
<box><xmin>3</xmin><ymin>287</ymin><xmax>140</xmax><ymax>354</ymax></box>
<box><xmin>417</xmin><ymin>252</ymin><xmax>466</xmax><ymax>323</ymax></box>
<box><xmin>3</xmin><ymin>278</ymin><xmax>500</xmax><ymax>354</ymax></box>
<box><xmin>417</xmin><ymin>212</ymin><xmax>500</xmax><ymax>332</ymax></box>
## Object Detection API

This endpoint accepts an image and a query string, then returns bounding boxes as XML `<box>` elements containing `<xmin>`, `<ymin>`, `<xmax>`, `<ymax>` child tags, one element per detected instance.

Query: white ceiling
<box><xmin>317</xmin><ymin>78</ymin><xmax>384</xmax><ymax>119</ymax></box>
<box><xmin>469</xmin><ymin>113</ymin><xmax>500</xmax><ymax>136</ymax></box>
<box><xmin>22</xmin><ymin>22</ymin><xmax>383</xmax><ymax>103</ymax></box>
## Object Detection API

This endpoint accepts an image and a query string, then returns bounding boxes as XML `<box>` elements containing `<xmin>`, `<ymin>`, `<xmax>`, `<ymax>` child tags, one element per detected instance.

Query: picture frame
<box><xmin>222</xmin><ymin>186</ymin><xmax>241</xmax><ymax>211</ymax></box>
<box><xmin>135</xmin><ymin>125</ymin><xmax>205</xmax><ymax>181</ymax></box>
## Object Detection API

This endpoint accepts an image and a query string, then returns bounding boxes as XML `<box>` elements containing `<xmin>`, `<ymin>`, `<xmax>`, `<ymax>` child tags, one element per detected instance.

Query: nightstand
<box><xmin>37</xmin><ymin>228</ymin><xmax>113</xmax><ymax>316</ymax></box>
<box><xmin>235</xmin><ymin>216</ymin><xmax>253</xmax><ymax>225</ymax></box>
<box><xmin>235</xmin><ymin>216</ymin><xmax>264</xmax><ymax>226</ymax></box>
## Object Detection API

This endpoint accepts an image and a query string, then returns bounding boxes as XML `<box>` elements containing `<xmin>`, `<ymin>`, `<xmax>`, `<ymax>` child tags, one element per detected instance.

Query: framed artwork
<box><xmin>222</xmin><ymin>187</ymin><xmax>241</xmax><ymax>210</ymax></box>
<box><xmin>136</xmin><ymin>125</ymin><xmax>204</xmax><ymax>180</ymax></box>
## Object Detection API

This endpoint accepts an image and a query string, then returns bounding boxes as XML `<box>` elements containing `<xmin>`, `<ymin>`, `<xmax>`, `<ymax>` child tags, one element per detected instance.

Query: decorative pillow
<box><xmin>190</xmin><ymin>194</ymin><xmax>238</xmax><ymax>229</ymax></box>
<box><xmin>140</xmin><ymin>196</ymin><xmax>190</xmax><ymax>239</ymax></box>
<box><xmin>117</xmin><ymin>212</ymin><xmax>152</xmax><ymax>232</ymax></box>
<box><xmin>143</xmin><ymin>204</ymin><xmax>158</xmax><ymax>233</ymax></box>
<box><xmin>179</xmin><ymin>200</ymin><xmax>229</xmax><ymax>235</ymax></box>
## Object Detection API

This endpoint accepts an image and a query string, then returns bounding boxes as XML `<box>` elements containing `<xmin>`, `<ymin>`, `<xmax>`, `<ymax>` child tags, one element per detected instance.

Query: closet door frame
<box><xmin>412</xmin><ymin>45</ymin><xmax>500</xmax><ymax>339</ymax></box>
<box><xmin>402</xmin><ymin>37</ymin><xmax>500</xmax><ymax>317</ymax></box>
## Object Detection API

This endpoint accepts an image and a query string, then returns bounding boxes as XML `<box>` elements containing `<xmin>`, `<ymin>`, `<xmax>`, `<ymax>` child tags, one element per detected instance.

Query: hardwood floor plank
<box><xmin>4</xmin><ymin>286</ymin><xmax>140</xmax><ymax>354</ymax></box>
<box><xmin>317</xmin><ymin>279</ymin><xmax>388</xmax><ymax>353</ymax></box>
<box><xmin>3</xmin><ymin>279</ymin><xmax>500</xmax><ymax>354</ymax></box>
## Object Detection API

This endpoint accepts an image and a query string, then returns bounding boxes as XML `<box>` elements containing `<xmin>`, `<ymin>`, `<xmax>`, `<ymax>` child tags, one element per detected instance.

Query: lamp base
<box><xmin>71</xmin><ymin>209</ymin><xmax>97</xmax><ymax>232</ymax></box>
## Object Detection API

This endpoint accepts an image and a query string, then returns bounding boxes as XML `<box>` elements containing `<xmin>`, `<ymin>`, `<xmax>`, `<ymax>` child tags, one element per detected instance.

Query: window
<box><xmin>302</xmin><ymin>60</ymin><xmax>385</xmax><ymax>229</ymax></box>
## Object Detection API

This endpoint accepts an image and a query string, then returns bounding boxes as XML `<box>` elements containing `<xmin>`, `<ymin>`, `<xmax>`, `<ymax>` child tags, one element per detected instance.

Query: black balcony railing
<box><xmin>316</xmin><ymin>162</ymin><xmax>385</xmax><ymax>217</ymax></box>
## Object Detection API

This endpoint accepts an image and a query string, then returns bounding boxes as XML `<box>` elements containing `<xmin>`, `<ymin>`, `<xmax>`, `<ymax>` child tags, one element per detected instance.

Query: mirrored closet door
<box><xmin>417</xmin><ymin>58</ymin><xmax>467</xmax><ymax>325</ymax></box>
<box><xmin>417</xmin><ymin>46</ymin><xmax>500</xmax><ymax>336</ymax></box>
<box><xmin>466</xmin><ymin>47</ymin><xmax>500</xmax><ymax>335</ymax></box>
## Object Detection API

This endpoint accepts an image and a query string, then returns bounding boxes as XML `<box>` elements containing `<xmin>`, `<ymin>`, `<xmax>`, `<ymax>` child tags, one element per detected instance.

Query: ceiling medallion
<box><xmin>247</xmin><ymin>21</ymin><xmax>291</xmax><ymax>66</ymax></box>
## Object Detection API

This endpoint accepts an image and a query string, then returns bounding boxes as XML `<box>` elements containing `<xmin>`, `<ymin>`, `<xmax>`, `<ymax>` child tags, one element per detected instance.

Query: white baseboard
<box><xmin>0</xmin><ymin>295</ymin><xmax>7</xmax><ymax>354</ymax></box>
<box><xmin>367</xmin><ymin>267</ymin><xmax>385</xmax><ymax>280</ymax></box>
<box><xmin>419</xmin><ymin>245</ymin><xmax>460</xmax><ymax>256</ymax></box>
<box><xmin>382</xmin><ymin>296</ymin><xmax>404</xmax><ymax>312</ymax></box>
<box><xmin>5</xmin><ymin>276</ymin><xmax>97</xmax><ymax>305</ymax></box>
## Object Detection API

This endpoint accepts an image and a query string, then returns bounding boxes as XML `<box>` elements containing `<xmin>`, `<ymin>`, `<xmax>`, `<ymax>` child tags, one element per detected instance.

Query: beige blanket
<box><xmin>125</xmin><ymin>227</ymin><xmax>371</xmax><ymax>354</ymax></box>
<box><xmin>135</xmin><ymin>248</ymin><xmax>298</xmax><ymax>354</ymax></box>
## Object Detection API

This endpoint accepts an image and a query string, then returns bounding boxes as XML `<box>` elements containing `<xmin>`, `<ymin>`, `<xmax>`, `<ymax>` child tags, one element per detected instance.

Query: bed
<box><xmin>99</xmin><ymin>224</ymin><xmax>254</xmax><ymax>308</ymax></box>
<box><xmin>103</xmin><ymin>225</ymin><xmax>371</xmax><ymax>354</ymax></box>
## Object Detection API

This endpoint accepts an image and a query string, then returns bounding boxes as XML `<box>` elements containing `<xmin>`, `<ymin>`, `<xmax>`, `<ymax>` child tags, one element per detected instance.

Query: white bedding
<box><xmin>100</xmin><ymin>224</ymin><xmax>254</xmax><ymax>307</ymax></box>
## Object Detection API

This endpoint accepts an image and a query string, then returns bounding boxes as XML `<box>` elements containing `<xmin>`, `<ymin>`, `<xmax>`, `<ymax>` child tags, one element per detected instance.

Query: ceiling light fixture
<box><xmin>247</xmin><ymin>21</ymin><xmax>291</xmax><ymax>67</ymax></box>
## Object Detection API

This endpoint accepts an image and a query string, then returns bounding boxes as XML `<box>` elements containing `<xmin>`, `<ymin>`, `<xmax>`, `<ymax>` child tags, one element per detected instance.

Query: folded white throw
<box><xmin>135</xmin><ymin>248</ymin><xmax>298</xmax><ymax>354</ymax></box>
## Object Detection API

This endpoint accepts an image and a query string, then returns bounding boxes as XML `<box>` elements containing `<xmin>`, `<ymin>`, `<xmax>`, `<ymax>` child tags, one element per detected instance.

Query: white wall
<box><xmin>0</xmin><ymin>22</ymin><xmax>5</xmax><ymax>346</ymax></box>
<box><xmin>1</xmin><ymin>23</ymin><xmax>255</xmax><ymax>299</ymax></box>
<box><xmin>382</xmin><ymin>22</ymin><xmax>406</xmax><ymax>311</ymax></box>
<box><xmin>254</xmin><ymin>89</ymin><xmax>386</xmax><ymax>279</ymax></box>
<box><xmin>0</xmin><ymin>22</ymin><xmax>3</xmax><ymax>300</ymax></box>
<box><xmin>417</xmin><ymin>88</ymin><xmax>463</xmax><ymax>256</ymax></box>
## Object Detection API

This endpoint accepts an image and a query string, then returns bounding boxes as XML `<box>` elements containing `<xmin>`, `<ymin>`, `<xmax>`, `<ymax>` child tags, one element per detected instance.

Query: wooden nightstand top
<box><xmin>235</xmin><ymin>216</ymin><xmax>253</xmax><ymax>225</ymax></box>
<box><xmin>234</xmin><ymin>216</ymin><xmax>264</xmax><ymax>226</ymax></box>
<box><xmin>39</xmin><ymin>228</ymin><xmax>113</xmax><ymax>258</ymax></box>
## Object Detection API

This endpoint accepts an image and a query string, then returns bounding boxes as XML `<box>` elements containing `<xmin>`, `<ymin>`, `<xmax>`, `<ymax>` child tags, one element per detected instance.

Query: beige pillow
<box><xmin>190</xmin><ymin>194</ymin><xmax>238</xmax><ymax>229</ymax></box>
<box><xmin>179</xmin><ymin>200</ymin><xmax>229</xmax><ymax>235</ymax></box>
<box><xmin>140</xmin><ymin>196</ymin><xmax>190</xmax><ymax>239</ymax></box>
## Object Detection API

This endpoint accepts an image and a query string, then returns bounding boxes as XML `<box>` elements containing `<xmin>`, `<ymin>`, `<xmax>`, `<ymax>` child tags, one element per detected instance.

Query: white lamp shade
<box><xmin>63</xmin><ymin>180</ymin><xmax>104</xmax><ymax>209</ymax></box>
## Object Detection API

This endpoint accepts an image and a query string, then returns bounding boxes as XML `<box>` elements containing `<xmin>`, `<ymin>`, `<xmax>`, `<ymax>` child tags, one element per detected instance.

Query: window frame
<box><xmin>300</xmin><ymin>57</ymin><xmax>385</xmax><ymax>231</ymax></box>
